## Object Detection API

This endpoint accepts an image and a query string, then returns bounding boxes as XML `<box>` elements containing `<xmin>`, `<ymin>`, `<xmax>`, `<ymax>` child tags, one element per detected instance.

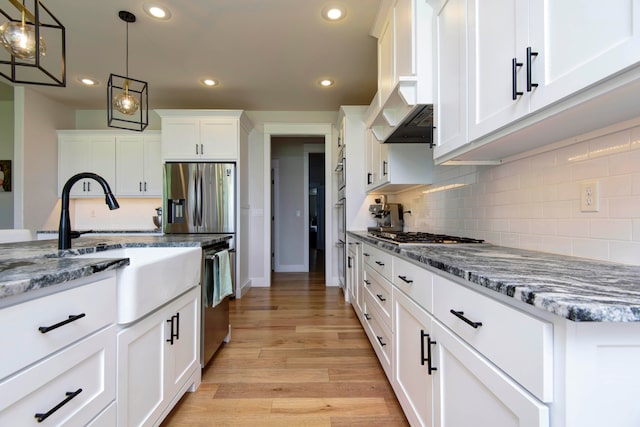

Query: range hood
<box><xmin>383</xmin><ymin>104</ymin><xmax>433</xmax><ymax>144</ymax></box>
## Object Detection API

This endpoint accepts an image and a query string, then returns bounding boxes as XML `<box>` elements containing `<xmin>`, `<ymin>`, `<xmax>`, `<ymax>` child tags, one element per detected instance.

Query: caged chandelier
<box><xmin>108</xmin><ymin>10</ymin><xmax>148</xmax><ymax>131</ymax></box>
<box><xmin>0</xmin><ymin>0</ymin><xmax>66</xmax><ymax>86</ymax></box>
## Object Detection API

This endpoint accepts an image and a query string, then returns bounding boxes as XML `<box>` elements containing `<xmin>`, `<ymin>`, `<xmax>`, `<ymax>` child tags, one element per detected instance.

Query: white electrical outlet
<box><xmin>580</xmin><ymin>180</ymin><xmax>600</xmax><ymax>212</ymax></box>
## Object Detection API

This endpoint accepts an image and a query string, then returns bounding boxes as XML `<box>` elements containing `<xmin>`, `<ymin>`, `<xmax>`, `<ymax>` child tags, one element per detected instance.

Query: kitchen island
<box><xmin>347</xmin><ymin>230</ymin><xmax>640</xmax><ymax>427</ymax></box>
<box><xmin>0</xmin><ymin>234</ymin><xmax>231</xmax><ymax>426</ymax></box>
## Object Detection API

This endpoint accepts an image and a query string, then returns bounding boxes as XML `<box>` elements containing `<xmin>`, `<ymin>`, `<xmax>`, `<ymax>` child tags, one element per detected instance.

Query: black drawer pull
<box><xmin>376</xmin><ymin>294</ymin><xmax>386</xmax><ymax>302</ymax></box>
<box><xmin>363</xmin><ymin>279</ymin><xmax>371</xmax><ymax>285</ymax></box>
<box><xmin>363</xmin><ymin>252</ymin><xmax>370</xmax><ymax>257</ymax></box>
<box><xmin>398</xmin><ymin>275</ymin><xmax>413</xmax><ymax>284</ymax></box>
<box><xmin>35</xmin><ymin>388</ymin><xmax>82</xmax><ymax>422</ymax></box>
<box><xmin>166</xmin><ymin>312</ymin><xmax>180</xmax><ymax>345</ymax></box>
<box><xmin>375</xmin><ymin>261</ymin><xmax>385</xmax><ymax>266</ymax></box>
<box><xmin>376</xmin><ymin>336</ymin><xmax>387</xmax><ymax>347</ymax></box>
<box><xmin>39</xmin><ymin>313</ymin><xmax>86</xmax><ymax>334</ymax></box>
<box><xmin>512</xmin><ymin>57</ymin><xmax>523</xmax><ymax>100</ymax></box>
<box><xmin>526</xmin><ymin>46</ymin><xmax>539</xmax><ymax>92</ymax></box>
<box><xmin>450</xmin><ymin>310</ymin><xmax>483</xmax><ymax>328</ymax></box>
<box><xmin>364</xmin><ymin>313</ymin><xmax>371</xmax><ymax>321</ymax></box>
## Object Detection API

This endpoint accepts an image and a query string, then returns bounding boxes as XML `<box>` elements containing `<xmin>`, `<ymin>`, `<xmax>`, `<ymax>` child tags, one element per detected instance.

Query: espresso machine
<box><xmin>368</xmin><ymin>197</ymin><xmax>403</xmax><ymax>232</ymax></box>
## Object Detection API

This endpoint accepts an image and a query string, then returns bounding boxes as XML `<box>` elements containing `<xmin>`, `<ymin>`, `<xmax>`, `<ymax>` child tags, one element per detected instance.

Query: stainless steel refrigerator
<box><xmin>163</xmin><ymin>162</ymin><xmax>235</xmax><ymax>234</ymax></box>
<box><xmin>163</xmin><ymin>162</ymin><xmax>236</xmax><ymax>367</ymax></box>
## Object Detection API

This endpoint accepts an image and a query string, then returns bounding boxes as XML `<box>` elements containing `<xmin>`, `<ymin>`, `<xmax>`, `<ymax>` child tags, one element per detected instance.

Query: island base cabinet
<box><xmin>0</xmin><ymin>325</ymin><xmax>116</xmax><ymax>426</ymax></box>
<box><xmin>432</xmin><ymin>321</ymin><xmax>549</xmax><ymax>427</ymax></box>
<box><xmin>116</xmin><ymin>287</ymin><xmax>201</xmax><ymax>427</ymax></box>
<box><xmin>392</xmin><ymin>289</ymin><xmax>434</xmax><ymax>427</ymax></box>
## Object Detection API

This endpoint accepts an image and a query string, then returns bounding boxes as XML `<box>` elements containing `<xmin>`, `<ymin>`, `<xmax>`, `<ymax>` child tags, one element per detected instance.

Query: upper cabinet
<box><xmin>115</xmin><ymin>134</ymin><xmax>162</xmax><ymax>197</ymax></box>
<box><xmin>57</xmin><ymin>130</ymin><xmax>161</xmax><ymax>198</ymax></box>
<box><xmin>432</xmin><ymin>0</ymin><xmax>640</xmax><ymax>163</ymax></box>
<box><xmin>156</xmin><ymin>110</ymin><xmax>253</xmax><ymax>161</ymax></box>
<box><xmin>368</xmin><ymin>0</ymin><xmax>435</xmax><ymax>142</ymax></box>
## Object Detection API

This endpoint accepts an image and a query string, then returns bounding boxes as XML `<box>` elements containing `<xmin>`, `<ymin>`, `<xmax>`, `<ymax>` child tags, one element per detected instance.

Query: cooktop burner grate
<box><xmin>368</xmin><ymin>231</ymin><xmax>484</xmax><ymax>245</ymax></box>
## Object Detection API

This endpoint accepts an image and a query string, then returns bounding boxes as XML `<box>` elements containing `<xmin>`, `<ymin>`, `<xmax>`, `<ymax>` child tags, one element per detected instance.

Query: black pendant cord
<box><xmin>125</xmin><ymin>20</ymin><xmax>129</xmax><ymax>79</ymax></box>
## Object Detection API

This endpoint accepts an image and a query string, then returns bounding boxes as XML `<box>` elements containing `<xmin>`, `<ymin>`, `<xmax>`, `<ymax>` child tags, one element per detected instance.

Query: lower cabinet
<box><xmin>432</xmin><ymin>320</ymin><xmax>549</xmax><ymax>427</ymax></box>
<box><xmin>393</xmin><ymin>289</ymin><xmax>435</xmax><ymax>427</ymax></box>
<box><xmin>116</xmin><ymin>286</ymin><xmax>200</xmax><ymax>426</ymax></box>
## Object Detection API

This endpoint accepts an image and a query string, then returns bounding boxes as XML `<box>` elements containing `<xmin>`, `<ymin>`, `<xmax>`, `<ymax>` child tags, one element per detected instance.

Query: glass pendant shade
<box><xmin>112</xmin><ymin>81</ymin><xmax>139</xmax><ymax>115</ymax></box>
<box><xmin>0</xmin><ymin>21</ymin><xmax>46</xmax><ymax>59</ymax></box>
<box><xmin>0</xmin><ymin>0</ymin><xmax>65</xmax><ymax>87</ymax></box>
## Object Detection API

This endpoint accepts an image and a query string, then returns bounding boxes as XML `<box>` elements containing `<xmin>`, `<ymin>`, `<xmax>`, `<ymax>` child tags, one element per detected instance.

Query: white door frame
<box><xmin>263</xmin><ymin>123</ymin><xmax>333</xmax><ymax>287</ymax></box>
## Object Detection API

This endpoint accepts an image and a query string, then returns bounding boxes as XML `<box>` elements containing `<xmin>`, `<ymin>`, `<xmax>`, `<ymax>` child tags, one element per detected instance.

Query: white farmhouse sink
<box><xmin>75</xmin><ymin>247</ymin><xmax>202</xmax><ymax>324</ymax></box>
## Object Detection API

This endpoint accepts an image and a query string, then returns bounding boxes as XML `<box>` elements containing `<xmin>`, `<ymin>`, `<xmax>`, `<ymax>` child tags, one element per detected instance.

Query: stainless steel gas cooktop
<box><xmin>368</xmin><ymin>231</ymin><xmax>485</xmax><ymax>246</ymax></box>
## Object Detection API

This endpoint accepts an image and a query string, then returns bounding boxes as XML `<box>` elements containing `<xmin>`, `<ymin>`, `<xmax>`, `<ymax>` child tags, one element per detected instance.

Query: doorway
<box><xmin>308</xmin><ymin>152</ymin><xmax>325</xmax><ymax>273</ymax></box>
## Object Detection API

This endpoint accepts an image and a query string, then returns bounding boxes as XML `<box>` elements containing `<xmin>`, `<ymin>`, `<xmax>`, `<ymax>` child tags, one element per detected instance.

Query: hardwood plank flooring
<box><xmin>161</xmin><ymin>271</ymin><xmax>409</xmax><ymax>426</ymax></box>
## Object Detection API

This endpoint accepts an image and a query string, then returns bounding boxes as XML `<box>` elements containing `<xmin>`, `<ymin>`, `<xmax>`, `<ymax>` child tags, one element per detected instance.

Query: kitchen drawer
<box><xmin>0</xmin><ymin>325</ymin><xmax>116</xmax><ymax>426</ymax></box>
<box><xmin>363</xmin><ymin>264</ymin><xmax>392</xmax><ymax>325</ymax></box>
<box><xmin>87</xmin><ymin>401</ymin><xmax>116</xmax><ymax>427</ymax></box>
<box><xmin>362</xmin><ymin>243</ymin><xmax>393</xmax><ymax>281</ymax></box>
<box><xmin>392</xmin><ymin>256</ymin><xmax>433</xmax><ymax>313</ymax></box>
<box><xmin>0</xmin><ymin>275</ymin><xmax>116</xmax><ymax>380</ymax></box>
<box><xmin>433</xmin><ymin>275</ymin><xmax>553</xmax><ymax>402</ymax></box>
<box><xmin>362</xmin><ymin>292</ymin><xmax>392</xmax><ymax>377</ymax></box>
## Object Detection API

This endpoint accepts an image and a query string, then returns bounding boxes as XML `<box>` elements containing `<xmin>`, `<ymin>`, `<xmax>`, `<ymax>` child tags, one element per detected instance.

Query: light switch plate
<box><xmin>580</xmin><ymin>180</ymin><xmax>600</xmax><ymax>212</ymax></box>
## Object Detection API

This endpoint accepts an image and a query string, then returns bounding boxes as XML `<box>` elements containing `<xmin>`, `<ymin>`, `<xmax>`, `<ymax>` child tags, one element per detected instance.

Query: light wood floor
<box><xmin>161</xmin><ymin>270</ymin><xmax>409</xmax><ymax>426</ymax></box>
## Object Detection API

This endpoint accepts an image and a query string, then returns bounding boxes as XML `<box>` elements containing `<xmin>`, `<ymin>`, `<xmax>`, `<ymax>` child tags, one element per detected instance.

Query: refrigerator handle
<box><xmin>193</xmin><ymin>168</ymin><xmax>199</xmax><ymax>226</ymax></box>
<box><xmin>198</xmin><ymin>169</ymin><xmax>204</xmax><ymax>226</ymax></box>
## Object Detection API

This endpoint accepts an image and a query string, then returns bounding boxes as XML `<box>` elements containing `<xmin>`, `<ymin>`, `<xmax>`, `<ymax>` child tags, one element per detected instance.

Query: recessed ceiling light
<box><xmin>79</xmin><ymin>77</ymin><xmax>99</xmax><ymax>86</ymax></box>
<box><xmin>322</xmin><ymin>5</ymin><xmax>346</xmax><ymax>21</ymax></box>
<box><xmin>319</xmin><ymin>79</ymin><xmax>334</xmax><ymax>87</ymax></box>
<box><xmin>143</xmin><ymin>3</ymin><xmax>172</xmax><ymax>20</ymax></box>
<box><xmin>202</xmin><ymin>79</ymin><xmax>217</xmax><ymax>87</ymax></box>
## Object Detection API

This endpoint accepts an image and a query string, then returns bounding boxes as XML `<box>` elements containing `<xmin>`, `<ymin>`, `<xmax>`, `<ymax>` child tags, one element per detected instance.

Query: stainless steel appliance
<box><xmin>163</xmin><ymin>162</ymin><xmax>236</xmax><ymax>367</ymax></box>
<box><xmin>368</xmin><ymin>198</ymin><xmax>403</xmax><ymax>232</ymax></box>
<box><xmin>368</xmin><ymin>230</ymin><xmax>485</xmax><ymax>247</ymax></box>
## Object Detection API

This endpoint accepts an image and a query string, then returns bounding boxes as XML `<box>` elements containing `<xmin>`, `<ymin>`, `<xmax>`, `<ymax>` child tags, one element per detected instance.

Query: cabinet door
<box><xmin>433</xmin><ymin>322</ymin><xmax>549</xmax><ymax>427</ymax></box>
<box><xmin>58</xmin><ymin>135</ymin><xmax>116</xmax><ymax>197</ymax></box>
<box><xmin>365</xmin><ymin>130</ymin><xmax>381</xmax><ymax>191</ymax></box>
<box><xmin>115</xmin><ymin>136</ymin><xmax>145</xmax><ymax>196</ymax></box>
<box><xmin>434</xmin><ymin>0</ymin><xmax>468</xmax><ymax>158</ymax></box>
<box><xmin>529</xmin><ymin>0</ymin><xmax>640</xmax><ymax>112</ymax></box>
<box><xmin>58</xmin><ymin>136</ymin><xmax>89</xmax><ymax>197</ymax></box>
<box><xmin>143</xmin><ymin>136</ymin><xmax>162</xmax><ymax>196</ymax></box>
<box><xmin>467</xmin><ymin>0</ymin><xmax>529</xmax><ymax>141</ymax></box>
<box><xmin>165</xmin><ymin>289</ymin><xmax>200</xmax><ymax>396</ymax></box>
<box><xmin>378</xmin><ymin>143</ymin><xmax>389</xmax><ymax>187</ymax></box>
<box><xmin>393</xmin><ymin>289</ymin><xmax>434</xmax><ymax>427</ymax></box>
<box><xmin>200</xmin><ymin>119</ymin><xmax>238</xmax><ymax>160</ymax></box>
<box><xmin>87</xmin><ymin>136</ymin><xmax>117</xmax><ymax>196</ymax></box>
<box><xmin>162</xmin><ymin>118</ymin><xmax>199</xmax><ymax>160</ymax></box>
<box><xmin>116</xmin><ymin>311</ymin><xmax>165</xmax><ymax>427</ymax></box>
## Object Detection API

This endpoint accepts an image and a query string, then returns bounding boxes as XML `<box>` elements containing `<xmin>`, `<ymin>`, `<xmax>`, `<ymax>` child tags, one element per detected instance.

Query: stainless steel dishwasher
<box><xmin>201</xmin><ymin>240</ymin><xmax>235</xmax><ymax>367</ymax></box>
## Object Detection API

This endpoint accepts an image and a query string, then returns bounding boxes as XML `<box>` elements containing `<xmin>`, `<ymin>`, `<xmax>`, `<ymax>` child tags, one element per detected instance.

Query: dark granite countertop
<box><xmin>349</xmin><ymin>231</ymin><xmax>640</xmax><ymax>322</ymax></box>
<box><xmin>0</xmin><ymin>234</ymin><xmax>232</xmax><ymax>304</ymax></box>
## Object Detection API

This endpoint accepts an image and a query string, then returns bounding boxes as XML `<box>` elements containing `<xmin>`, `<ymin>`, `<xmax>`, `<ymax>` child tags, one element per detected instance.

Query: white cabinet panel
<box><xmin>58</xmin><ymin>134</ymin><xmax>116</xmax><ymax>197</ymax></box>
<box><xmin>200</xmin><ymin>119</ymin><xmax>238</xmax><ymax>160</ymax></box>
<box><xmin>115</xmin><ymin>134</ymin><xmax>162</xmax><ymax>197</ymax></box>
<box><xmin>433</xmin><ymin>321</ymin><xmax>549</xmax><ymax>427</ymax></box>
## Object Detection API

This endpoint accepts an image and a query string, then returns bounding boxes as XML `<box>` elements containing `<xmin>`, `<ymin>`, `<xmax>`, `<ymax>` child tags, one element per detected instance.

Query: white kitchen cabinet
<box><xmin>365</xmin><ymin>129</ymin><xmax>382</xmax><ymax>191</ymax></box>
<box><xmin>432</xmin><ymin>320</ymin><xmax>549</xmax><ymax>427</ymax></box>
<box><xmin>433</xmin><ymin>0</ymin><xmax>467</xmax><ymax>156</ymax></box>
<box><xmin>116</xmin><ymin>286</ymin><xmax>200</xmax><ymax>427</ymax></box>
<box><xmin>347</xmin><ymin>237</ymin><xmax>363</xmax><ymax>319</ymax></box>
<box><xmin>157</xmin><ymin>110</ymin><xmax>252</xmax><ymax>161</ymax></box>
<box><xmin>58</xmin><ymin>133</ymin><xmax>116</xmax><ymax>197</ymax></box>
<box><xmin>115</xmin><ymin>134</ymin><xmax>162</xmax><ymax>197</ymax></box>
<box><xmin>432</xmin><ymin>0</ymin><xmax>640</xmax><ymax>163</ymax></box>
<box><xmin>0</xmin><ymin>272</ymin><xmax>117</xmax><ymax>426</ymax></box>
<box><xmin>366</xmin><ymin>138</ymin><xmax>434</xmax><ymax>193</ymax></box>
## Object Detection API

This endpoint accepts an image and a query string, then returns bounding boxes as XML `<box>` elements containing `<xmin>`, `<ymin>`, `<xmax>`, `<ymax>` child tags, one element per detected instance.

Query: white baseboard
<box><xmin>275</xmin><ymin>264</ymin><xmax>306</xmax><ymax>272</ymax></box>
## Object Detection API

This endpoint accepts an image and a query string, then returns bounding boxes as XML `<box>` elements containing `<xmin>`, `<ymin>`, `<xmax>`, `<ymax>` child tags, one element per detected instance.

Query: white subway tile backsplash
<box><xmin>392</xmin><ymin>123</ymin><xmax>640</xmax><ymax>265</ymax></box>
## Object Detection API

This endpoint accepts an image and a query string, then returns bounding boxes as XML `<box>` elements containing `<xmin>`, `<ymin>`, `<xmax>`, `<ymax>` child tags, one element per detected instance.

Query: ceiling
<box><xmin>1</xmin><ymin>0</ymin><xmax>381</xmax><ymax>111</ymax></box>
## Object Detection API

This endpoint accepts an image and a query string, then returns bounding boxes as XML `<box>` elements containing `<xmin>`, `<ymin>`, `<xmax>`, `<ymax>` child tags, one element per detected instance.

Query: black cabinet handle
<box><xmin>195</xmin><ymin>144</ymin><xmax>199</xmax><ymax>155</ymax></box>
<box><xmin>526</xmin><ymin>47</ymin><xmax>539</xmax><ymax>92</ymax></box>
<box><xmin>450</xmin><ymin>310</ymin><xmax>483</xmax><ymax>328</ymax></box>
<box><xmin>144</xmin><ymin>182</ymin><xmax>147</xmax><ymax>192</ymax></box>
<box><xmin>139</xmin><ymin>182</ymin><xmax>143</xmax><ymax>192</ymax></box>
<box><xmin>364</xmin><ymin>313</ymin><xmax>371</xmax><ymax>320</ymax></box>
<box><xmin>35</xmin><ymin>388</ymin><xmax>82</xmax><ymax>422</ymax></box>
<box><xmin>363</xmin><ymin>252</ymin><xmax>370</xmax><ymax>257</ymax></box>
<box><xmin>348</xmin><ymin>256</ymin><xmax>352</xmax><ymax>269</ymax></box>
<box><xmin>82</xmin><ymin>182</ymin><xmax>86</xmax><ymax>192</ymax></box>
<box><xmin>512</xmin><ymin>58</ymin><xmax>523</xmax><ymax>100</ymax></box>
<box><xmin>87</xmin><ymin>182</ymin><xmax>91</xmax><ymax>192</ymax></box>
<box><xmin>376</xmin><ymin>293</ymin><xmax>386</xmax><ymax>302</ymax></box>
<box><xmin>375</xmin><ymin>261</ymin><xmax>385</xmax><ymax>266</ymax></box>
<box><xmin>166</xmin><ymin>312</ymin><xmax>180</xmax><ymax>345</ymax></box>
<box><xmin>39</xmin><ymin>313</ymin><xmax>86</xmax><ymax>334</ymax></box>
<box><xmin>397</xmin><ymin>275</ymin><xmax>413</xmax><ymax>284</ymax></box>
<box><xmin>367</xmin><ymin>173</ymin><xmax>372</xmax><ymax>185</ymax></box>
<box><xmin>200</xmin><ymin>143</ymin><xmax>204</xmax><ymax>154</ymax></box>
<box><xmin>420</xmin><ymin>330</ymin><xmax>437</xmax><ymax>375</ymax></box>
<box><xmin>363</xmin><ymin>279</ymin><xmax>371</xmax><ymax>285</ymax></box>
<box><xmin>376</xmin><ymin>336</ymin><xmax>387</xmax><ymax>347</ymax></box>
<box><xmin>382</xmin><ymin>160</ymin><xmax>388</xmax><ymax>176</ymax></box>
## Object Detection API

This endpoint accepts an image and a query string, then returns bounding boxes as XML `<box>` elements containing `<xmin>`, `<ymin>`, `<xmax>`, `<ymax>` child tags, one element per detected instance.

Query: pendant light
<box><xmin>107</xmin><ymin>10</ymin><xmax>148</xmax><ymax>132</ymax></box>
<box><xmin>0</xmin><ymin>0</ymin><xmax>66</xmax><ymax>86</ymax></box>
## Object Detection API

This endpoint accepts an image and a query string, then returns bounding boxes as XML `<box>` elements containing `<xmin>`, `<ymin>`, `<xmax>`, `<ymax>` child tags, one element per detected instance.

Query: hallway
<box><xmin>161</xmin><ymin>271</ymin><xmax>408</xmax><ymax>426</ymax></box>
